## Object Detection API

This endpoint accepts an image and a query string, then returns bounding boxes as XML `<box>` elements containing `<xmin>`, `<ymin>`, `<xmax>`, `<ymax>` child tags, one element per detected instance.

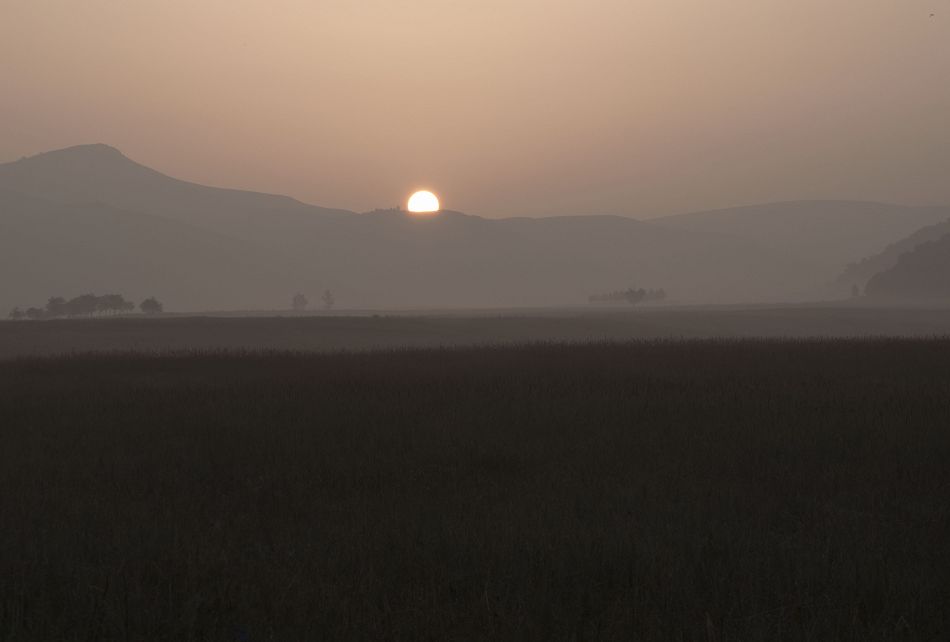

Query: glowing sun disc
<box><xmin>408</xmin><ymin>190</ymin><xmax>440</xmax><ymax>213</ymax></box>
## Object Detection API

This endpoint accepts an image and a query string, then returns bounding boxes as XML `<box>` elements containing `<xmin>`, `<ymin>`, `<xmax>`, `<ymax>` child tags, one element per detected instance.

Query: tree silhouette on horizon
<box><xmin>140</xmin><ymin>297</ymin><xmax>164</xmax><ymax>315</ymax></box>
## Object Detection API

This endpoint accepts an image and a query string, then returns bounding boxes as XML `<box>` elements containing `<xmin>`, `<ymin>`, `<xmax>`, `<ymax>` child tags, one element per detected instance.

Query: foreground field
<box><xmin>4</xmin><ymin>304</ymin><xmax>950</xmax><ymax>358</ymax></box>
<box><xmin>2</xmin><ymin>341</ymin><xmax>950</xmax><ymax>640</ymax></box>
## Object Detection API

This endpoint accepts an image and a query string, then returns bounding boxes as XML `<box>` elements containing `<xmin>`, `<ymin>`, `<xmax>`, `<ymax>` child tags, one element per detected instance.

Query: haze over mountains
<box><xmin>2</xmin><ymin>145</ymin><xmax>947</xmax><ymax>312</ymax></box>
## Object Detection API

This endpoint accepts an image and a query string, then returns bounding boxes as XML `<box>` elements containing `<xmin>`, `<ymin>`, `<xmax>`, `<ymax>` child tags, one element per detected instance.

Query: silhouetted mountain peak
<box><xmin>55</xmin><ymin>143</ymin><xmax>124</xmax><ymax>156</ymax></box>
<box><xmin>20</xmin><ymin>143</ymin><xmax>132</xmax><ymax>165</ymax></box>
<box><xmin>0</xmin><ymin>144</ymin><xmax>356</xmax><ymax>225</ymax></box>
<box><xmin>4</xmin><ymin>144</ymin><xmax>154</xmax><ymax>185</ymax></box>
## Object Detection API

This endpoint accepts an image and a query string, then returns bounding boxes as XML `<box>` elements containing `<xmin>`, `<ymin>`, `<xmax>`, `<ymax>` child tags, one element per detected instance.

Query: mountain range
<box><xmin>2</xmin><ymin>145</ymin><xmax>947</xmax><ymax>311</ymax></box>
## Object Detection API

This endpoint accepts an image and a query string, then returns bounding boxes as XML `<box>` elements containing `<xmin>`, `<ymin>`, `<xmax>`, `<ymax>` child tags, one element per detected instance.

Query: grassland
<box><xmin>2</xmin><ymin>340</ymin><xmax>950</xmax><ymax>640</ymax></box>
<box><xmin>4</xmin><ymin>304</ymin><xmax>950</xmax><ymax>358</ymax></box>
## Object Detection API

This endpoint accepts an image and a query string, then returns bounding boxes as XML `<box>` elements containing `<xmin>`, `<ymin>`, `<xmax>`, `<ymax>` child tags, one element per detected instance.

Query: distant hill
<box><xmin>0</xmin><ymin>189</ymin><xmax>306</xmax><ymax>310</ymax></box>
<box><xmin>654</xmin><ymin>201</ymin><xmax>950</xmax><ymax>294</ymax></box>
<box><xmin>0</xmin><ymin>144</ymin><xmax>353</xmax><ymax>243</ymax></box>
<box><xmin>837</xmin><ymin>217</ymin><xmax>950</xmax><ymax>290</ymax></box>
<box><xmin>3</xmin><ymin>145</ymin><xmax>944</xmax><ymax>311</ymax></box>
<box><xmin>865</xmin><ymin>233</ymin><xmax>950</xmax><ymax>300</ymax></box>
<box><xmin>293</xmin><ymin>208</ymin><xmax>810</xmax><ymax>307</ymax></box>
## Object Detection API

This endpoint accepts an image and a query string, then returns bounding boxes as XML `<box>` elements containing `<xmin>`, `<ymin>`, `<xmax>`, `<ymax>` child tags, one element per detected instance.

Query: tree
<box><xmin>66</xmin><ymin>294</ymin><xmax>98</xmax><ymax>317</ymax></box>
<box><xmin>140</xmin><ymin>297</ymin><xmax>164</xmax><ymax>315</ymax></box>
<box><xmin>589</xmin><ymin>287</ymin><xmax>668</xmax><ymax>305</ymax></box>
<box><xmin>321</xmin><ymin>290</ymin><xmax>335</xmax><ymax>310</ymax></box>
<box><xmin>851</xmin><ymin>284</ymin><xmax>861</xmax><ymax>298</ymax></box>
<box><xmin>46</xmin><ymin>297</ymin><xmax>66</xmax><ymax>318</ymax></box>
<box><xmin>25</xmin><ymin>307</ymin><xmax>45</xmax><ymax>320</ymax></box>
<box><xmin>97</xmin><ymin>294</ymin><xmax>132</xmax><ymax>315</ymax></box>
<box><xmin>623</xmin><ymin>288</ymin><xmax>647</xmax><ymax>305</ymax></box>
<box><xmin>8</xmin><ymin>307</ymin><xmax>24</xmax><ymax>321</ymax></box>
<box><xmin>292</xmin><ymin>293</ymin><xmax>308</xmax><ymax>311</ymax></box>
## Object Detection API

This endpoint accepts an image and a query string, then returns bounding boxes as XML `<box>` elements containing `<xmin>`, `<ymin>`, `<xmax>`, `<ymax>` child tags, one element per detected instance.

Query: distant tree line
<box><xmin>291</xmin><ymin>290</ymin><xmax>335</xmax><ymax>311</ymax></box>
<box><xmin>589</xmin><ymin>288</ymin><xmax>667</xmax><ymax>305</ymax></box>
<box><xmin>8</xmin><ymin>294</ymin><xmax>164</xmax><ymax>320</ymax></box>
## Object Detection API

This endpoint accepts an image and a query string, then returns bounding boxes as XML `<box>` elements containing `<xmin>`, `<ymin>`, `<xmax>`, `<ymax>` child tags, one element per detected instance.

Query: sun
<box><xmin>407</xmin><ymin>190</ymin><xmax>440</xmax><ymax>213</ymax></box>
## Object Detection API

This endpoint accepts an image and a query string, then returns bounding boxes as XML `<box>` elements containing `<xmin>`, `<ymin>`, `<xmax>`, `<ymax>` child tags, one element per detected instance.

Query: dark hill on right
<box><xmin>654</xmin><ymin>201</ymin><xmax>950</xmax><ymax>297</ymax></box>
<box><xmin>865</xmin><ymin>233</ymin><xmax>950</xmax><ymax>300</ymax></box>
<box><xmin>837</xmin><ymin>217</ymin><xmax>950</xmax><ymax>289</ymax></box>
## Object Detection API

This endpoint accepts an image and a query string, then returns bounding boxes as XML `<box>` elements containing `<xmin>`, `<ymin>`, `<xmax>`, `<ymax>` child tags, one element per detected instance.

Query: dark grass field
<box><xmin>5</xmin><ymin>304</ymin><xmax>950</xmax><ymax>358</ymax></box>
<box><xmin>2</xmin><ymin>340</ymin><xmax>950</xmax><ymax>640</ymax></box>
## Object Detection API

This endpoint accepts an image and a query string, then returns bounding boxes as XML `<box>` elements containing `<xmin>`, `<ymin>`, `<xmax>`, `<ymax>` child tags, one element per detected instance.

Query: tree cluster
<box><xmin>589</xmin><ymin>288</ymin><xmax>667</xmax><ymax>305</ymax></box>
<box><xmin>8</xmin><ymin>294</ymin><xmax>164</xmax><ymax>320</ymax></box>
<box><xmin>290</xmin><ymin>290</ymin><xmax>335</xmax><ymax>311</ymax></box>
<box><xmin>291</xmin><ymin>293</ymin><xmax>309</xmax><ymax>311</ymax></box>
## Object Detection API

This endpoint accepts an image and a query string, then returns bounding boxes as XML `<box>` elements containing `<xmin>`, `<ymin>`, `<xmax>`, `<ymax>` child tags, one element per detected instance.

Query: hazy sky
<box><xmin>2</xmin><ymin>0</ymin><xmax>947</xmax><ymax>217</ymax></box>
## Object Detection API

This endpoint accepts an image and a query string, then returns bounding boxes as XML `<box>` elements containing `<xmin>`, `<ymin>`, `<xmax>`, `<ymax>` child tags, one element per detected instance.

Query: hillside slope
<box><xmin>655</xmin><ymin>200</ymin><xmax>950</xmax><ymax>291</ymax></box>
<box><xmin>0</xmin><ymin>190</ymin><xmax>309</xmax><ymax>310</ymax></box>
<box><xmin>865</xmin><ymin>233</ymin><xmax>950</xmax><ymax>300</ymax></box>
<box><xmin>0</xmin><ymin>145</ymin><xmax>353</xmax><ymax>244</ymax></box>
<box><xmin>837</xmin><ymin>218</ymin><xmax>950</xmax><ymax>289</ymax></box>
<box><xmin>293</xmin><ymin>209</ymin><xmax>810</xmax><ymax>306</ymax></box>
